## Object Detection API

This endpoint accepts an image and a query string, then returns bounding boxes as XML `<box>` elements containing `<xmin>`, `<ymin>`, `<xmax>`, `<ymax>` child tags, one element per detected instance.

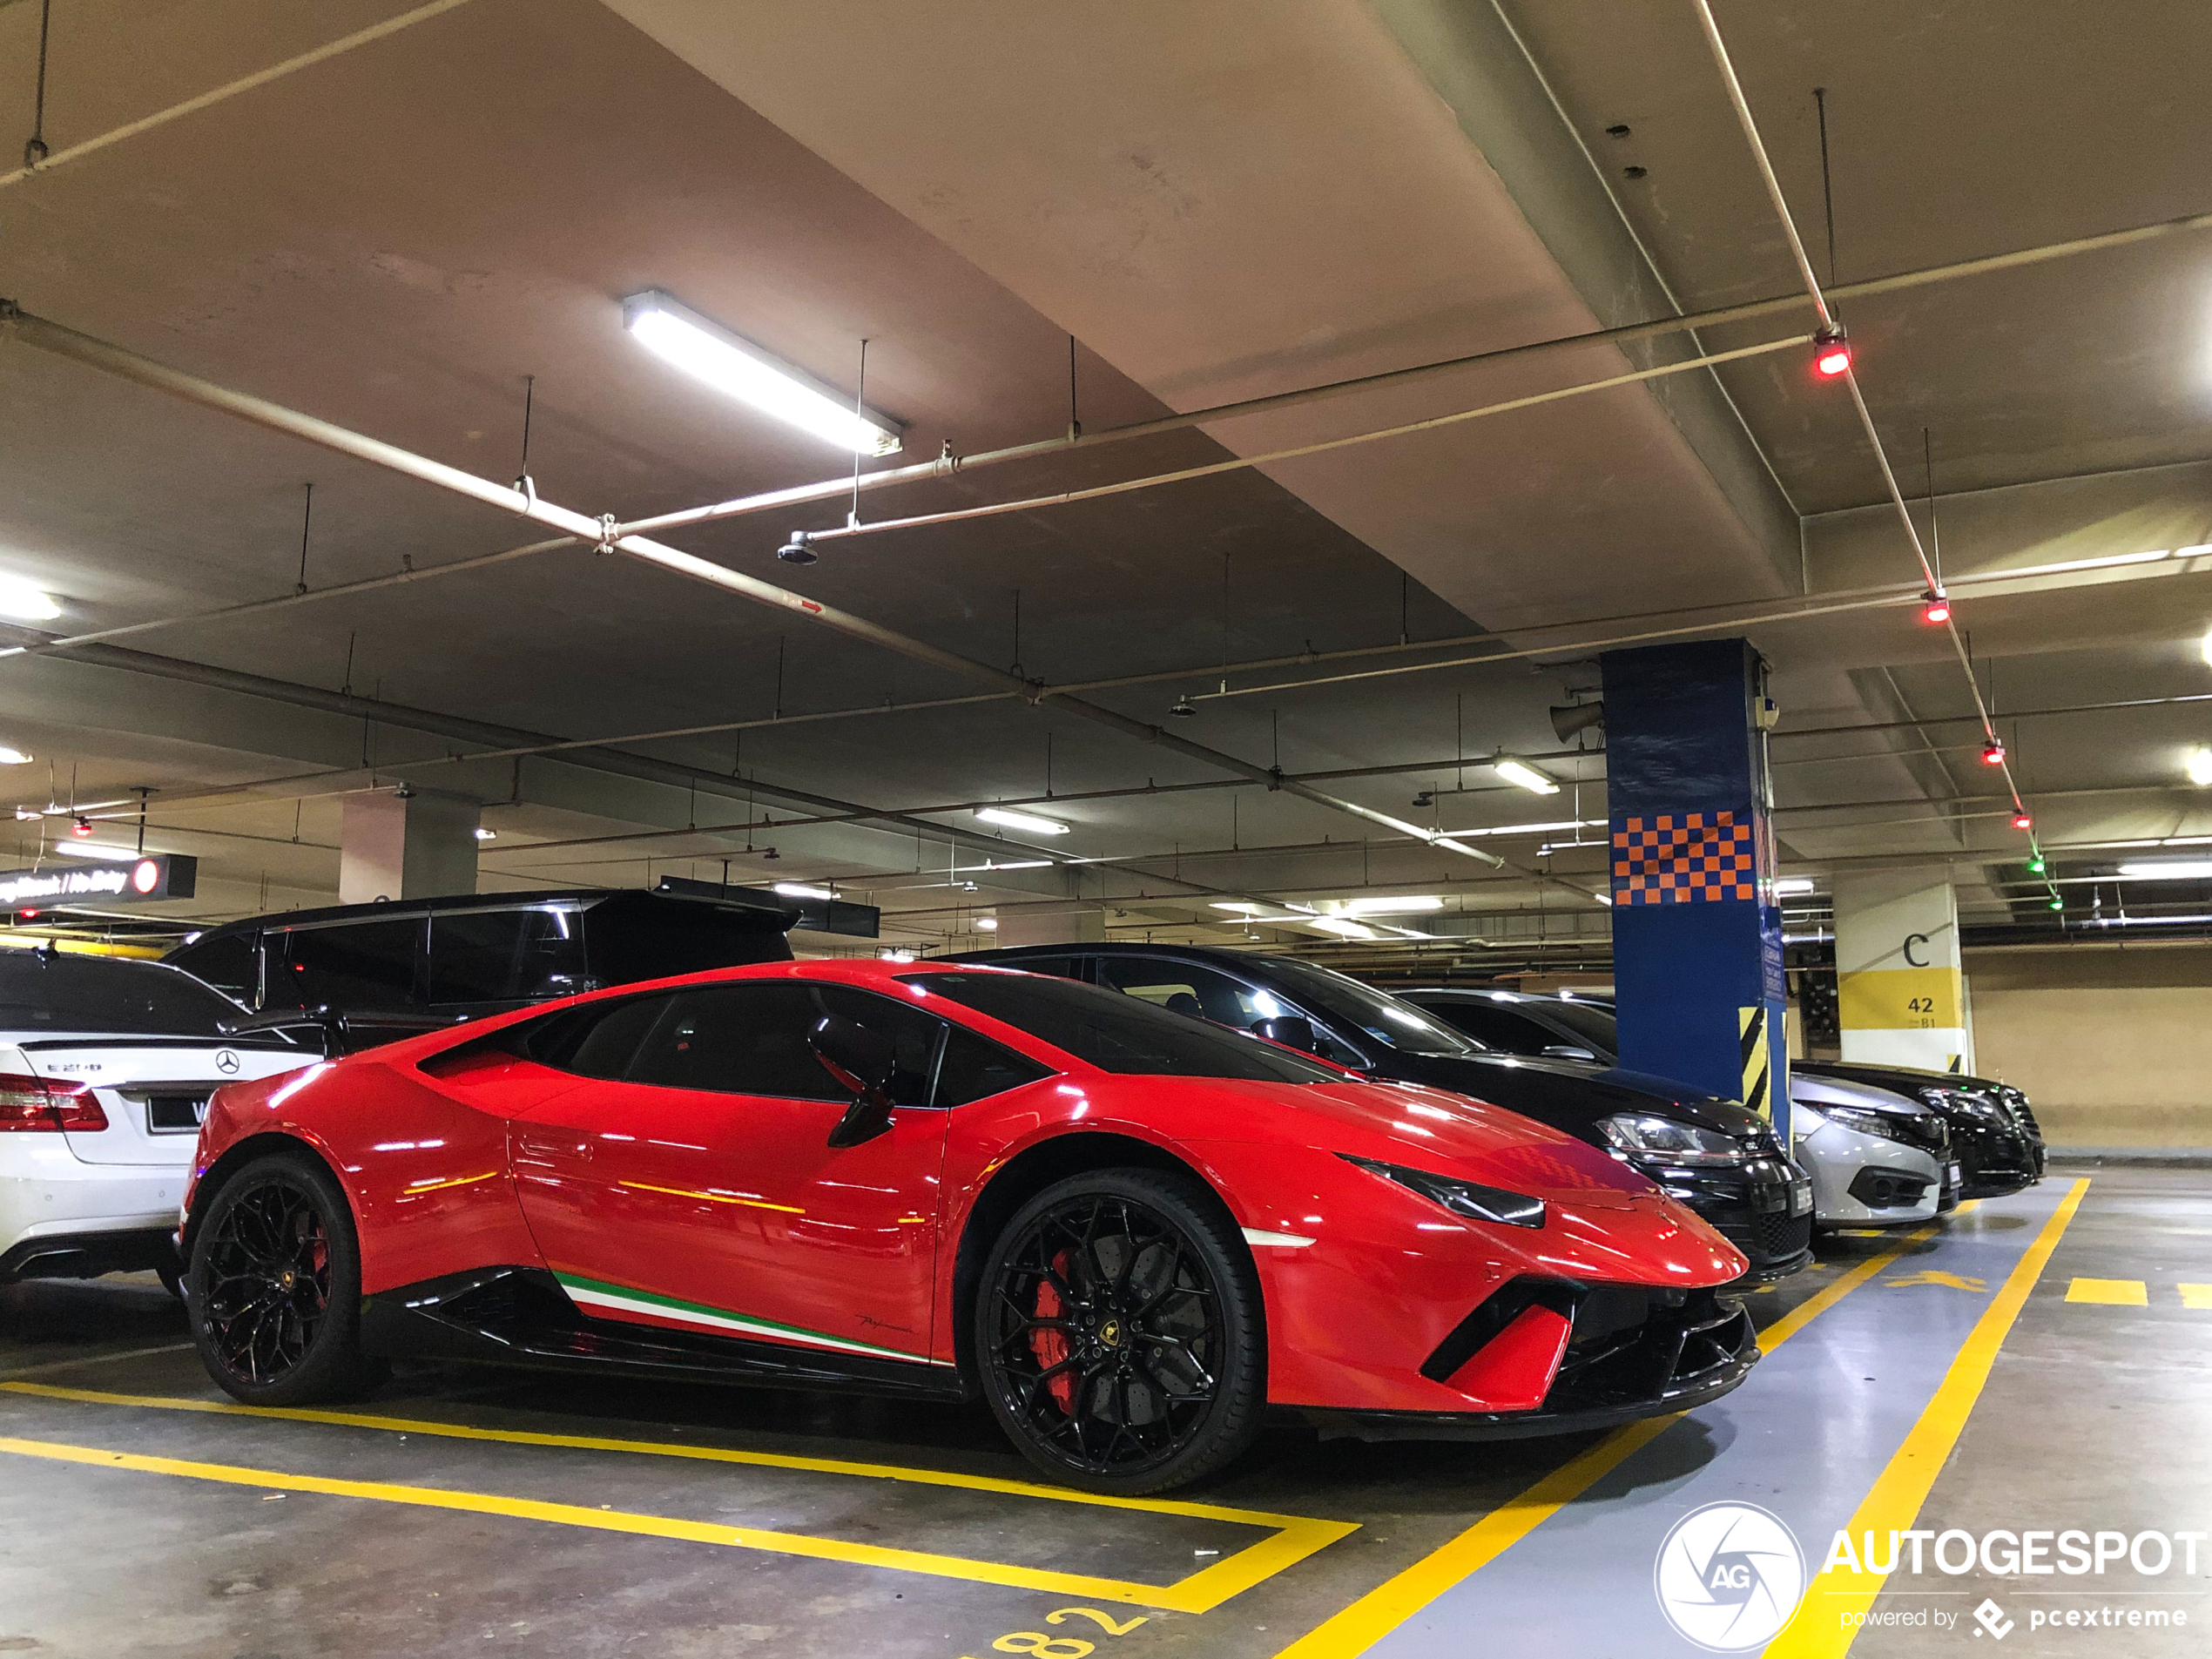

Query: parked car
<box><xmin>164</xmin><ymin>887</ymin><xmax>795</xmax><ymax>1051</ymax></box>
<box><xmin>179</xmin><ymin>959</ymin><xmax>1756</xmax><ymax>1494</ymax></box>
<box><xmin>1</xmin><ymin>948</ymin><xmax>316</xmax><ymax>1291</ymax></box>
<box><xmin>1397</xmin><ymin>988</ymin><xmax>1961</xmax><ymax>1228</ymax></box>
<box><xmin>948</xmin><ymin>946</ymin><xmax>1812</xmax><ymax>1283</ymax></box>
<box><xmin>1794</xmin><ymin>1059</ymin><xmax>2044</xmax><ymax>1197</ymax></box>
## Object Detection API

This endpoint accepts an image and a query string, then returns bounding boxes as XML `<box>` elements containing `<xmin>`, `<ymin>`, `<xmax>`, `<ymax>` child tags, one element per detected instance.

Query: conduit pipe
<box><xmin>0</xmin><ymin>307</ymin><xmax>1595</xmax><ymax>897</ymax></box>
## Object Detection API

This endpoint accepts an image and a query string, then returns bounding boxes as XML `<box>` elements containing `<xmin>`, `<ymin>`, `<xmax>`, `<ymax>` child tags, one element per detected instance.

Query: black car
<box><xmin>1399</xmin><ymin>988</ymin><xmax>2042</xmax><ymax>1201</ymax></box>
<box><xmin>165</xmin><ymin>887</ymin><xmax>794</xmax><ymax>1051</ymax></box>
<box><xmin>1792</xmin><ymin>1060</ymin><xmax>2044</xmax><ymax>1198</ymax></box>
<box><xmin>949</xmin><ymin>944</ymin><xmax>1813</xmax><ymax>1283</ymax></box>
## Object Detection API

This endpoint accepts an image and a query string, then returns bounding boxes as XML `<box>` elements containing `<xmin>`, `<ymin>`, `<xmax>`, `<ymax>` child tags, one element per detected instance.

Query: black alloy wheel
<box><xmin>976</xmin><ymin>1168</ymin><xmax>1264</xmax><ymax>1494</ymax></box>
<box><xmin>189</xmin><ymin>1152</ymin><xmax>387</xmax><ymax>1406</ymax></box>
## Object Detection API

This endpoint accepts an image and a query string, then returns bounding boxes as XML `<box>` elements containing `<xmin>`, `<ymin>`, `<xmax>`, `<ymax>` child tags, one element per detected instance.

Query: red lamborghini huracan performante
<box><xmin>181</xmin><ymin>961</ymin><xmax>1756</xmax><ymax>1493</ymax></box>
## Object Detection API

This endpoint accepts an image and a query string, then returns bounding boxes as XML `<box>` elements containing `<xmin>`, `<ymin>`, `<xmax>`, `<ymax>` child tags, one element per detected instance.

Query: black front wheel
<box><xmin>188</xmin><ymin>1151</ymin><xmax>387</xmax><ymax>1406</ymax></box>
<box><xmin>975</xmin><ymin>1168</ymin><xmax>1264</xmax><ymax>1494</ymax></box>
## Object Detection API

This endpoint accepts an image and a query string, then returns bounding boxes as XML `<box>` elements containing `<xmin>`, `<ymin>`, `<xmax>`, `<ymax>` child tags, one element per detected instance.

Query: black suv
<box><xmin>1399</xmin><ymin>988</ymin><xmax>2042</xmax><ymax>1201</ymax></box>
<box><xmin>165</xmin><ymin>887</ymin><xmax>793</xmax><ymax>1051</ymax></box>
<box><xmin>949</xmin><ymin>944</ymin><xmax>1812</xmax><ymax>1283</ymax></box>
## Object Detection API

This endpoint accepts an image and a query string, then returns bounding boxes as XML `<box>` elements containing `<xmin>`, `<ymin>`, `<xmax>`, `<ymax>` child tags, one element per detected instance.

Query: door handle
<box><xmin>514</xmin><ymin>1134</ymin><xmax>590</xmax><ymax>1162</ymax></box>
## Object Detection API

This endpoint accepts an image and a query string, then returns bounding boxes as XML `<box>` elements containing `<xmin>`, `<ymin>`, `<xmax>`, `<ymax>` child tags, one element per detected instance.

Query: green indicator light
<box><xmin>2027</xmin><ymin>857</ymin><xmax>2046</xmax><ymax>874</ymax></box>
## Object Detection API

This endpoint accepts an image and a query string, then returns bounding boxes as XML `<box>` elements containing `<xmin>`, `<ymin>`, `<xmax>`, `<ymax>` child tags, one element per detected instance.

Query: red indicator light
<box><xmin>1982</xmin><ymin>740</ymin><xmax>2006</xmax><ymax>766</ymax></box>
<box><xmin>2013</xmin><ymin>811</ymin><xmax>2033</xmax><ymax>830</ymax></box>
<box><xmin>1813</xmin><ymin>320</ymin><xmax>1852</xmax><ymax>378</ymax></box>
<box><xmin>1921</xmin><ymin>588</ymin><xmax>1951</xmax><ymax>624</ymax></box>
<box><xmin>70</xmin><ymin>818</ymin><xmax>91</xmax><ymax>838</ymax></box>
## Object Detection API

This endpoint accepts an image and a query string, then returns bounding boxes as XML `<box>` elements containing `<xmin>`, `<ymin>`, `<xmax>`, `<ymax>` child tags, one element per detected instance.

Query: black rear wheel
<box><xmin>189</xmin><ymin>1151</ymin><xmax>387</xmax><ymax>1405</ymax></box>
<box><xmin>975</xmin><ymin>1168</ymin><xmax>1264</xmax><ymax>1494</ymax></box>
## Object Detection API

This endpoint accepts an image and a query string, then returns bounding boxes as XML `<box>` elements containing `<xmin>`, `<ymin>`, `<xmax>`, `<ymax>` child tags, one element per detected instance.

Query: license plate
<box><xmin>1790</xmin><ymin>1180</ymin><xmax>1814</xmax><ymax>1217</ymax></box>
<box><xmin>1949</xmin><ymin>1162</ymin><xmax>1963</xmax><ymax>1188</ymax></box>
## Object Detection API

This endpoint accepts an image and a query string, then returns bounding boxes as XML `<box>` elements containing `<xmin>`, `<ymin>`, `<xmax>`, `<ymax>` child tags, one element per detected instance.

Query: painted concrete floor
<box><xmin>0</xmin><ymin>1165</ymin><xmax>2197</xmax><ymax>1658</ymax></box>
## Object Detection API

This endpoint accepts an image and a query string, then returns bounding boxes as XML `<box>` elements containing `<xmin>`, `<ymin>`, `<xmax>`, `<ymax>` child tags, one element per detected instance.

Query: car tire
<box><xmin>188</xmin><ymin>1150</ymin><xmax>388</xmax><ymax>1406</ymax></box>
<box><xmin>974</xmin><ymin>1166</ymin><xmax>1264</xmax><ymax>1495</ymax></box>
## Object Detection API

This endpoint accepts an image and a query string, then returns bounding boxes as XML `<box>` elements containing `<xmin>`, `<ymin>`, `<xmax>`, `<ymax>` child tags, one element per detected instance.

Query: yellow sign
<box><xmin>1838</xmin><ymin>967</ymin><xmax>1962</xmax><ymax>1030</ymax></box>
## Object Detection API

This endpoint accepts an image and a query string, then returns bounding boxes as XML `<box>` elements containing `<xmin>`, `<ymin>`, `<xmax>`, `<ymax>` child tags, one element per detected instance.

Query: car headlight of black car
<box><xmin>1339</xmin><ymin>1154</ymin><xmax>1545</xmax><ymax>1229</ymax></box>
<box><xmin>1596</xmin><ymin>1113</ymin><xmax>1750</xmax><ymax>1168</ymax></box>
<box><xmin>1804</xmin><ymin>1103</ymin><xmax>1924</xmax><ymax>1146</ymax></box>
<box><xmin>1920</xmin><ymin>1085</ymin><xmax>2013</xmax><ymax>1126</ymax></box>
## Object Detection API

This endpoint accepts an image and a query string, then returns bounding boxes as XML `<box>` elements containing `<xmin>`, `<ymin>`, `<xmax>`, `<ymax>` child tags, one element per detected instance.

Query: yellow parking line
<box><xmin>2066</xmin><ymin>1276</ymin><xmax>2148</xmax><ymax>1305</ymax></box>
<box><xmin>1272</xmin><ymin>1216</ymin><xmax>1957</xmax><ymax>1659</ymax></box>
<box><xmin>1766</xmin><ymin>1177</ymin><xmax>2090</xmax><ymax>1657</ymax></box>
<box><xmin>0</xmin><ymin>1382</ymin><xmax>1352</xmax><ymax>1612</ymax></box>
<box><xmin>2180</xmin><ymin>1283</ymin><xmax>2212</xmax><ymax>1311</ymax></box>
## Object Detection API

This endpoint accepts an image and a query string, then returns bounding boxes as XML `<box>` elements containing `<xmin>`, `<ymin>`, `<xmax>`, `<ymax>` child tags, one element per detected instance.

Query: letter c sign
<box><xmin>1903</xmin><ymin>933</ymin><xmax>1930</xmax><ymax>968</ymax></box>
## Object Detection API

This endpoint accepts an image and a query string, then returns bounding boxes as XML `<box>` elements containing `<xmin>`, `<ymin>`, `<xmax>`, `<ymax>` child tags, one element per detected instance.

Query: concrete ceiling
<box><xmin>0</xmin><ymin>0</ymin><xmax>2206</xmax><ymax>965</ymax></box>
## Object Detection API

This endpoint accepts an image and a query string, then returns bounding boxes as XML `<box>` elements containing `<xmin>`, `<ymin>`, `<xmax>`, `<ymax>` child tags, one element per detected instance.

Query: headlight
<box><xmin>1920</xmin><ymin>1086</ymin><xmax>2010</xmax><ymax>1125</ymax></box>
<box><xmin>1339</xmin><ymin>1153</ymin><xmax>1545</xmax><ymax>1229</ymax></box>
<box><xmin>1816</xmin><ymin>1105</ymin><xmax>1921</xmax><ymax>1145</ymax></box>
<box><xmin>1596</xmin><ymin>1113</ymin><xmax>1750</xmax><ymax>1167</ymax></box>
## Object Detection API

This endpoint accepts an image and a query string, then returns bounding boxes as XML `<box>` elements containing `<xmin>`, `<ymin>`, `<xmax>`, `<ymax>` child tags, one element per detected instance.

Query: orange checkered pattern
<box><xmin>1612</xmin><ymin>812</ymin><xmax>1755</xmax><ymax>904</ymax></box>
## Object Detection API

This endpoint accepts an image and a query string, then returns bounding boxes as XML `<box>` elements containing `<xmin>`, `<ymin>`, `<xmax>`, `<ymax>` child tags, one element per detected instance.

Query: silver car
<box><xmin>1790</xmin><ymin>1071</ymin><xmax>1957</xmax><ymax>1228</ymax></box>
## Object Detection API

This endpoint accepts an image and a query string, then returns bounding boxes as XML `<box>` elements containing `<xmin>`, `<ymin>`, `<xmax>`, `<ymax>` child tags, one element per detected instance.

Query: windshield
<box><xmin>0</xmin><ymin>953</ymin><xmax>253</xmax><ymax>1037</ymax></box>
<box><xmin>1258</xmin><ymin>959</ymin><xmax>1478</xmax><ymax>1056</ymax></box>
<box><xmin>903</xmin><ymin>972</ymin><xmax>1345</xmax><ymax>1082</ymax></box>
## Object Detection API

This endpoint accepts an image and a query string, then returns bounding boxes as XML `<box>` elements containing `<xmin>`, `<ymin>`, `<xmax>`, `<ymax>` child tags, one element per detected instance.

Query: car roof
<box><xmin>176</xmin><ymin>885</ymin><xmax>792</xmax><ymax>941</ymax></box>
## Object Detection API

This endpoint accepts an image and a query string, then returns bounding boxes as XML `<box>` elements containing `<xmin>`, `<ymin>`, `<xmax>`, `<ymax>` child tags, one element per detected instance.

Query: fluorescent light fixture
<box><xmin>624</xmin><ymin>291</ymin><xmax>902</xmax><ymax>457</ymax></box>
<box><xmin>1211</xmin><ymin>901</ymin><xmax>1266</xmax><ymax>914</ymax></box>
<box><xmin>473</xmin><ymin>826</ymin><xmax>497</xmax><ymax>841</ymax></box>
<box><xmin>0</xmin><ymin>745</ymin><xmax>30</xmax><ymax>765</ymax></box>
<box><xmin>1493</xmin><ymin>758</ymin><xmax>1561</xmax><ymax>796</ymax></box>
<box><xmin>2117</xmin><ymin>860</ymin><xmax>2212</xmax><ymax>880</ymax></box>
<box><xmin>976</xmin><ymin>806</ymin><xmax>1070</xmax><ymax>836</ymax></box>
<box><xmin>1305</xmin><ymin>916</ymin><xmax>1379</xmax><ymax>940</ymax></box>
<box><xmin>2202</xmin><ymin>627</ymin><xmax>2212</xmax><ymax>670</ymax></box>
<box><xmin>2188</xmin><ymin>747</ymin><xmax>2212</xmax><ymax>787</ymax></box>
<box><xmin>55</xmin><ymin>843</ymin><xmax>143</xmax><ymax>861</ymax></box>
<box><xmin>772</xmin><ymin>881</ymin><xmax>835</xmax><ymax>901</ymax></box>
<box><xmin>979</xmin><ymin>859</ymin><xmax>1052</xmax><ymax>872</ymax></box>
<box><xmin>1340</xmin><ymin>895</ymin><xmax>1445</xmax><ymax>916</ymax></box>
<box><xmin>0</xmin><ymin>577</ymin><xmax>60</xmax><ymax>622</ymax></box>
<box><xmin>1775</xmin><ymin>877</ymin><xmax>1817</xmax><ymax>897</ymax></box>
<box><xmin>974</xmin><ymin>916</ymin><xmax>999</xmax><ymax>931</ymax></box>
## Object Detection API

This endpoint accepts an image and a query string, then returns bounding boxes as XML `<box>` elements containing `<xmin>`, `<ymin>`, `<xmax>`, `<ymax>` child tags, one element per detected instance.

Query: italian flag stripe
<box><xmin>553</xmin><ymin>1272</ymin><xmax>943</xmax><ymax>1366</ymax></box>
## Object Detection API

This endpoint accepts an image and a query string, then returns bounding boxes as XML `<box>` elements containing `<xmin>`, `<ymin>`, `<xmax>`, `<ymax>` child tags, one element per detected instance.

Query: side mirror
<box><xmin>811</xmin><ymin>1015</ymin><xmax>899</xmax><ymax>1148</ymax></box>
<box><xmin>1252</xmin><ymin>1015</ymin><xmax>1319</xmax><ymax>1054</ymax></box>
<box><xmin>1541</xmin><ymin>1044</ymin><xmax>1598</xmax><ymax>1062</ymax></box>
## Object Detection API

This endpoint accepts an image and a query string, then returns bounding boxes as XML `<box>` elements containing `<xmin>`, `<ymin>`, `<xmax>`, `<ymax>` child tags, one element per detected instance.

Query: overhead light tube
<box><xmin>0</xmin><ymin>577</ymin><xmax>60</xmax><ymax>622</ymax></box>
<box><xmin>976</xmin><ymin>806</ymin><xmax>1071</xmax><ymax>836</ymax></box>
<box><xmin>2188</xmin><ymin>747</ymin><xmax>2212</xmax><ymax>787</ymax></box>
<box><xmin>623</xmin><ymin>291</ymin><xmax>903</xmax><ymax>457</ymax></box>
<box><xmin>772</xmin><ymin>881</ymin><xmax>835</xmax><ymax>901</ymax></box>
<box><xmin>1493</xmin><ymin>758</ymin><xmax>1561</xmax><ymax>796</ymax></box>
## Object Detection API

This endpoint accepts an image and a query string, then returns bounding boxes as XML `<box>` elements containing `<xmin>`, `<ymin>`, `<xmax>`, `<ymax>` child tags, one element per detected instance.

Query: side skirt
<box><xmin>359</xmin><ymin>1267</ymin><xmax>969</xmax><ymax>1404</ymax></box>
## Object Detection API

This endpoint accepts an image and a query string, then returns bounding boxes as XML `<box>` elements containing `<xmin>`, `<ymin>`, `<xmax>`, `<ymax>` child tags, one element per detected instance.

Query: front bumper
<box><xmin>1290</xmin><ymin>1285</ymin><xmax>1756</xmax><ymax>1441</ymax></box>
<box><xmin>1799</xmin><ymin>1123</ymin><xmax>1945</xmax><ymax>1227</ymax></box>
<box><xmin>1633</xmin><ymin>1155</ymin><xmax>1813</xmax><ymax>1282</ymax></box>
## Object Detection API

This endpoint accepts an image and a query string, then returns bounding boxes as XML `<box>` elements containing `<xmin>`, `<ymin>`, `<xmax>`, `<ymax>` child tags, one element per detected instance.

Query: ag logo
<box><xmin>1653</xmin><ymin>1502</ymin><xmax>1805</xmax><ymax>1651</ymax></box>
<box><xmin>214</xmin><ymin>1049</ymin><xmax>240</xmax><ymax>1076</ymax></box>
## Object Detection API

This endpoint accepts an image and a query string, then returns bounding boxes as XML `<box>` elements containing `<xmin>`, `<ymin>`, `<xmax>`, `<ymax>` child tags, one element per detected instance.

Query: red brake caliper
<box><xmin>1030</xmin><ymin>1251</ymin><xmax>1076</xmax><ymax>1411</ymax></box>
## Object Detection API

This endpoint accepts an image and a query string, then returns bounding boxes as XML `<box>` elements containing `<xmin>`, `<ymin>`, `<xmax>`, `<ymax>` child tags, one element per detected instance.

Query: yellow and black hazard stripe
<box><xmin>1737</xmin><ymin>1004</ymin><xmax>1776</xmax><ymax>1121</ymax></box>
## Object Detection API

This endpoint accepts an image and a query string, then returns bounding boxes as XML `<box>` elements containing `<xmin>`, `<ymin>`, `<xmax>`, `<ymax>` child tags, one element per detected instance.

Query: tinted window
<box><xmin>1406</xmin><ymin>996</ymin><xmax>1556</xmax><ymax>1054</ymax></box>
<box><xmin>0</xmin><ymin>954</ymin><xmax>253</xmax><ymax>1036</ymax></box>
<box><xmin>167</xmin><ymin>933</ymin><xmax>258</xmax><ymax>1003</ymax></box>
<box><xmin>905</xmin><ymin>972</ymin><xmax>1342</xmax><ymax>1082</ymax></box>
<box><xmin>1096</xmin><ymin>955</ymin><xmax>1371</xmax><ymax>1069</ymax></box>
<box><xmin>584</xmin><ymin>900</ymin><xmax>792</xmax><ymax>986</ymax></box>
<box><xmin>428</xmin><ymin>907</ymin><xmax>590</xmax><ymax>1004</ymax></box>
<box><xmin>934</xmin><ymin>1025</ymin><xmax>1052</xmax><ymax>1106</ymax></box>
<box><xmin>1536</xmin><ymin>1000</ymin><xmax>1618</xmax><ymax>1054</ymax></box>
<box><xmin>624</xmin><ymin>983</ymin><xmax>945</xmax><ymax>1106</ymax></box>
<box><xmin>270</xmin><ymin>921</ymin><xmax>421</xmax><ymax>1013</ymax></box>
<box><xmin>531</xmin><ymin>994</ymin><xmax>674</xmax><ymax>1081</ymax></box>
<box><xmin>1258</xmin><ymin>959</ymin><xmax>1477</xmax><ymax>1056</ymax></box>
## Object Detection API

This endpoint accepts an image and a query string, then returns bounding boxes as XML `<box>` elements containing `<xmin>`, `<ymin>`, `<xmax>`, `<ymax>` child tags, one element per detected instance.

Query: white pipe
<box><xmin>0</xmin><ymin>0</ymin><xmax>482</xmax><ymax>192</ymax></box>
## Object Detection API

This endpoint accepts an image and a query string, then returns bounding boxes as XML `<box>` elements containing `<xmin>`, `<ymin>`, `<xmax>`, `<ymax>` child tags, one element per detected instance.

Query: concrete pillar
<box><xmin>338</xmin><ymin>789</ymin><xmax>481</xmax><ymax>904</ymax></box>
<box><xmin>1833</xmin><ymin>870</ymin><xmax>1973</xmax><ymax>1073</ymax></box>
<box><xmin>993</xmin><ymin>907</ymin><xmax>1106</xmax><ymax>949</ymax></box>
<box><xmin>1601</xmin><ymin>639</ymin><xmax>1790</xmax><ymax>1135</ymax></box>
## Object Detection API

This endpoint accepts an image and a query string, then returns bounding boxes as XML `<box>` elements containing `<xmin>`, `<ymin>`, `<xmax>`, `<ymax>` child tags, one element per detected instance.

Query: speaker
<box><xmin>1550</xmin><ymin>701</ymin><xmax>1605</xmax><ymax>744</ymax></box>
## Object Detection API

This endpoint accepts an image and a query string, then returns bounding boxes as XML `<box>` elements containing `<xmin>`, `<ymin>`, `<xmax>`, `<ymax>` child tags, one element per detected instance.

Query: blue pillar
<box><xmin>1601</xmin><ymin>639</ymin><xmax>1788</xmax><ymax>1137</ymax></box>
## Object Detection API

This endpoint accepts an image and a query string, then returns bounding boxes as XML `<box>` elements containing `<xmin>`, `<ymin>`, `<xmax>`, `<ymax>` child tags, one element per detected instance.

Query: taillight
<box><xmin>0</xmin><ymin>1073</ymin><xmax>110</xmax><ymax>1131</ymax></box>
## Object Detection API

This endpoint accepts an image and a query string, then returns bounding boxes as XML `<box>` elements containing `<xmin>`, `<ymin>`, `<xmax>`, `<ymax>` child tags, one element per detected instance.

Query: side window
<box><xmin>624</xmin><ymin>982</ymin><xmax>946</xmax><ymax>1106</ymax></box>
<box><xmin>934</xmin><ymin>1024</ymin><xmax>1053</xmax><ymax>1107</ymax></box>
<box><xmin>169</xmin><ymin>933</ymin><xmax>259</xmax><ymax>1005</ymax></box>
<box><xmin>428</xmin><ymin>907</ymin><xmax>590</xmax><ymax>1004</ymax></box>
<box><xmin>532</xmin><ymin>995</ymin><xmax>675</xmax><ymax>1081</ymax></box>
<box><xmin>1422</xmin><ymin>1000</ymin><xmax>1554</xmax><ymax>1056</ymax></box>
<box><xmin>271</xmin><ymin>920</ymin><xmax>421</xmax><ymax>1013</ymax></box>
<box><xmin>1097</xmin><ymin>957</ymin><xmax>1278</xmax><ymax>1027</ymax></box>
